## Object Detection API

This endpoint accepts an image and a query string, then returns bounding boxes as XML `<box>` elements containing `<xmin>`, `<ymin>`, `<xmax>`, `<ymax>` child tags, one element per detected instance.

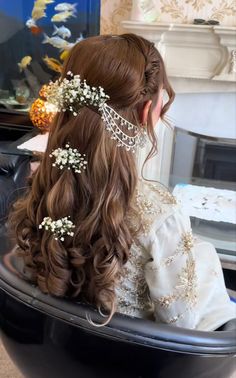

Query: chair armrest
<box><xmin>0</xmin><ymin>153</ymin><xmax>31</xmax><ymax>177</ymax></box>
<box><xmin>0</xmin><ymin>147</ymin><xmax>33</xmax><ymax>157</ymax></box>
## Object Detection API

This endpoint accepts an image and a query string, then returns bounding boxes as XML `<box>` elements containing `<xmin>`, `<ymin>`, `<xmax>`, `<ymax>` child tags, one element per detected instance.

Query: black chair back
<box><xmin>0</xmin><ymin>152</ymin><xmax>31</xmax><ymax>225</ymax></box>
<box><xmin>0</xmin><ymin>253</ymin><xmax>235</xmax><ymax>378</ymax></box>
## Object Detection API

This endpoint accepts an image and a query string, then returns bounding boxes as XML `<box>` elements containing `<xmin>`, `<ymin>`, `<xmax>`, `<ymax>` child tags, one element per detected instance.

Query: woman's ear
<box><xmin>140</xmin><ymin>100</ymin><xmax>152</xmax><ymax>125</ymax></box>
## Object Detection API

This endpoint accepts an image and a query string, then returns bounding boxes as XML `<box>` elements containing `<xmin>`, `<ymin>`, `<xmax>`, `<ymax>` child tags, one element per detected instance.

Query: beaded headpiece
<box><xmin>44</xmin><ymin>72</ymin><xmax>147</xmax><ymax>153</ymax></box>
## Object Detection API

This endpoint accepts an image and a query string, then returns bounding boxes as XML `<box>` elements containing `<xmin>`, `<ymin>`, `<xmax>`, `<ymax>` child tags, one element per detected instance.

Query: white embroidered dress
<box><xmin>116</xmin><ymin>180</ymin><xmax>236</xmax><ymax>331</ymax></box>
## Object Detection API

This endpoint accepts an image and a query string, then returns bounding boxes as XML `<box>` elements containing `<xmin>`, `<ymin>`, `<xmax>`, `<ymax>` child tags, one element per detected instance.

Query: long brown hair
<box><xmin>10</xmin><ymin>34</ymin><xmax>174</xmax><ymax>320</ymax></box>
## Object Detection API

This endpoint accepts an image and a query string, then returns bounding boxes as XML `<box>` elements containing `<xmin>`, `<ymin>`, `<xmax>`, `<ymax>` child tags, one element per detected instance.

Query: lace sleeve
<box><xmin>144</xmin><ymin>208</ymin><xmax>236</xmax><ymax>330</ymax></box>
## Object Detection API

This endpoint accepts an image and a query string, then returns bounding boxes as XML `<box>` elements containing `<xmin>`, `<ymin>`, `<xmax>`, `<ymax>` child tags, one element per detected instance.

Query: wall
<box><xmin>169</xmin><ymin>92</ymin><xmax>236</xmax><ymax>139</ymax></box>
<box><xmin>131</xmin><ymin>0</ymin><xmax>236</xmax><ymax>25</ymax></box>
<box><xmin>100</xmin><ymin>0</ymin><xmax>236</xmax><ymax>35</ymax></box>
<box><xmin>100</xmin><ymin>0</ymin><xmax>132</xmax><ymax>34</ymax></box>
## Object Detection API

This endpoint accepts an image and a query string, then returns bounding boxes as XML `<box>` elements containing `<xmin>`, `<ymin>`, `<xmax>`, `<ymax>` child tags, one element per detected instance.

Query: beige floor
<box><xmin>0</xmin><ymin>341</ymin><xmax>23</xmax><ymax>378</ymax></box>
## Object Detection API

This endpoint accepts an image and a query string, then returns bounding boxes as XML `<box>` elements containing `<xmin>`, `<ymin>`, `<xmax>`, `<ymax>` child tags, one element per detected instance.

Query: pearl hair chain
<box><xmin>101</xmin><ymin>103</ymin><xmax>147</xmax><ymax>153</ymax></box>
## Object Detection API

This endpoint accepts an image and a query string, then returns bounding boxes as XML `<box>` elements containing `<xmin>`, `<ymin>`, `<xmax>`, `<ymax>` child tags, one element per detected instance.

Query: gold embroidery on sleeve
<box><xmin>176</xmin><ymin>257</ymin><xmax>197</xmax><ymax>308</ymax></box>
<box><xmin>134</xmin><ymin>191</ymin><xmax>163</xmax><ymax>235</ymax></box>
<box><xmin>156</xmin><ymin>294</ymin><xmax>176</xmax><ymax>308</ymax></box>
<box><xmin>127</xmin><ymin>183</ymin><xmax>177</xmax><ymax>236</ymax></box>
<box><xmin>152</xmin><ymin>231</ymin><xmax>198</xmax><ymax>322</ymax></box>
<box><xmin>162</xmin><ymin>231</ymin><xmax>195</xmax><ymax>267</ymax></box>
<box><xmin>155</xmin><ymin>255</ymin><xmax>197</xmax><ymax>306</ymax></box>
<box><xmin>167</xmin><ymin>313</ymin><xmax>185</xmax><ymax>324</ymax></box>
<box><xmin>146</xmin><ymin>182</ymin><xmax>177</xmax><ymax>205</ymax></box>
<box><xmin>117</xmin><ymin>182</ymin><xmax>179</xmax><ymax>317</ymax></box>
<box><xmin>148</xmin><ymin>231</ymin><xmax>195</xmax><ymax>270</ymax></box>
<box><xmin>116</xmin><ymin>242</ymin><xmax>153</xmax><ymax>317</ymax></box>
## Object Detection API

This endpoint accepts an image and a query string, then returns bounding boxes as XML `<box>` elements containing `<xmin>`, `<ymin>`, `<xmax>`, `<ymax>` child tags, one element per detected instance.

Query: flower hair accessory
<box><xmin>44</xmin><ymin>71</ymin><xmax>109</xmax><ymax>115</ymax></box>
<box><xmin>39</xmin><ymin>216</ymin><xmax>75</xmax><ymax>241</ymax></box>
<box><xmin>44</xmin><ymin>72</ymin><xmax>147</xmax><ymax>152</ymax></box>
<box><xmin>50</xmin><ymin>143</ymin><xmax>87</xmax><ymax>173</ymax></box>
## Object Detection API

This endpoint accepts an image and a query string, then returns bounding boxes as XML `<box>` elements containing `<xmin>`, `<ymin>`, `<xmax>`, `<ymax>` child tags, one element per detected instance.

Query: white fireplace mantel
<box><xmin>122</xmin><ymin>21</ymin><xmax>236</xmax><ymax>93</ymax></box>
<box><xmin>122</xmin><ymin>21</ymin><xmax>236</xmax><ymax>185</ymax></box>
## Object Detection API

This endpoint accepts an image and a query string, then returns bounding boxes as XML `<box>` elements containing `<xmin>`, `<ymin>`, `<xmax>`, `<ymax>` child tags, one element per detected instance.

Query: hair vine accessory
<box><xmin>44</xmin><ymin>71</ymin><xmax>110</xmax><ymax>116</ymax></box>
<box><xmin>49</xmin><ymin>143</ymin><xmax>87</xmax><ymax>173</ymax></box>
<box><xmin>39</xmin><ymin>216</ymin><xmax>75</xmax><ymax>241</ymax></box>
<box><xmin>44</xmin><ymin>72</ymin><xmax>147</xmax><ymax>152</ymax></box>
<box><xmin>101</xmin><ymin>103</ymin><xmax>147</xmax><ymax>152</ymax></box>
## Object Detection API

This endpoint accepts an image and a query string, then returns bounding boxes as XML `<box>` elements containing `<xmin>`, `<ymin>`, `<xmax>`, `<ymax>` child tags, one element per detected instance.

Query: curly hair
<box><xmin>9</xmin><ymin>34</ymin><xmax>174</xmax><ymax>323</ymax></box>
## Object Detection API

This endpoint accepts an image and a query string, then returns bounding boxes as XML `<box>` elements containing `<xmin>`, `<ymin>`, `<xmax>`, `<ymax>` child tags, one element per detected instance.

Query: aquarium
<box><xmin>0</xmin><ymin>0</ymin><xmax>100</xmax><ymax>113</ymax></box>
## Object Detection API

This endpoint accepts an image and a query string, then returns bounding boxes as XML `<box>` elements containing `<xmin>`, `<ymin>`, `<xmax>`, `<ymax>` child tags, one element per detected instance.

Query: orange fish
<box><xmin>43</xmin><ymin>55</ymin><xmax>62</xmax><ymax>73</ymax></box>
<box><xmin>30</xmin><ymin>25</ymin><xmax>43</xmax><ymax>35</ymax></box>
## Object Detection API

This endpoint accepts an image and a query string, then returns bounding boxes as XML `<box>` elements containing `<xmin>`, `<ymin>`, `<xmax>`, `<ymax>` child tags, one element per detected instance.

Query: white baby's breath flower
<box><xmin>44</xmin><ymin>72</ymin><xmax>110</xmax><ymax>116</ymax></box>
<box><xmin>39</xmin><ymin>216</ymin><xmax>75</xmax><ymax>242</ymax></box>
<box><xmin>50</xmin><ymin>143</ymin><xmax>88</xmax><ymax>174</ymax></box>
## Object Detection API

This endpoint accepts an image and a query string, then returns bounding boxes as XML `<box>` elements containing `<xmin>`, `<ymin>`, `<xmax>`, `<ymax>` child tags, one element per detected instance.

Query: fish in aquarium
<box><xmin>26</xmin><ymin>17</ymin><xmax>44</xmax><ymax>33</ymax></box>
<box><xmin>26</xmin><ymin>18</ymin><xmax>38</xmax><ymax>28</ymax></box>
<box><xmin>51</xmin><ymin>10</ymin><xmax>76</xmax><ymax>23</ymax></box>
<box><xmin>60</xmin><ymin>33</ymin><xmax>84</xmax><ymax>54</ymax></box>
<box><xmin>31</xmin><ymin>7</ymin><xmax>46</xmax><ymax>20</ymax></box>
<box><xmin>32</xmin><ymin>0</ymin><xmax>55</xmax><ymax>11</ymax></box>
<box><xmin>76</xmin><ymin>32</ymin><xmax>84</xmax><ymax>42</ymax></box>
<box><xmin>60</xmin><ymin>50</ymin><xmax>70</xmax><ymax>61</ymax></box>
<box><xmin>70</xmin><ymin>32</ymin><xmax>83</xmax><ymax>46</ymax></box>
<box><xmin>31</xmin><ymin>26</ymin><xmax>43</xmax><ymax>35</ymax></box>
<box><xmin>63</xmin><ymin>42</ymin><xmax>77</xmax><ymax>50</ymax></box>
<box><xmin>37</xmin><ymin>0</ymin><xmax>55</xmax><ymax>4</ymax></box>
<box><xmin>26</xmin><ymin>0</ymin><xmax>54</xmax><ymax>33</ymax></box>
<box><xmin>18</xmin><ymin>56</ymin><xmax>32</xmax><ymax>72</ymax></box>
<box><xmin>62</xmin><ymin>36</ymin><xmax>83</xmax><ymax>50</ymax></box>
<box><xmin>26</xmin><ymin>19</ymin><xmax>43</xmax><ymax>34</ymax></box>
<box><xmin>54</xmin><ymin>2</ymin><xmax>77</xmax><ymax>12</ymax></box>
<box><xmin>53</xmin><ymin>25</ymin><xmax>71</xmax><ymax>39</ymax></box>
<box><xmin>43</xmin><ymin>55</ymin><xmax>62</xmax><ymax>73</ymax></box>
<box><xmin>42</xmin><ymin>34</ymin><xmax>70</xmax><ymax>49</ymax></box>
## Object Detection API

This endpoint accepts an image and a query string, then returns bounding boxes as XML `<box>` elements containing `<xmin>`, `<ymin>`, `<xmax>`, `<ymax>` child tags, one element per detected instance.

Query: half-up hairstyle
<box><xmin>9</xmin><ymin>34</ymin><xmax>174</xmax><ymax>322</ymax></box>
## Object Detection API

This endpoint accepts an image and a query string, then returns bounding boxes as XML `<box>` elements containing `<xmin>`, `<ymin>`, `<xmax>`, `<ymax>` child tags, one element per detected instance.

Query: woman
<box><xmin>10</xmin><ymin>34</ymin><xmax>235</xmax><ymax>330</ymax></box>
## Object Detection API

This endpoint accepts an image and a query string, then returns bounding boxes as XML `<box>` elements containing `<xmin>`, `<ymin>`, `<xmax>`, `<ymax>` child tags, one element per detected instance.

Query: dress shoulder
<box><xmin>127</xmin><ymin>179</ymin><xmax>179</xmax><ymax>238</ymax></box>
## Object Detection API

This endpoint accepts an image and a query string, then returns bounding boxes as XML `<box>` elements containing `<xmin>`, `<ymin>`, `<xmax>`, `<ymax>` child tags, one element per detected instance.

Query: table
<box><xmin>170</xmin><ymin>177</ymin><xmax>236</xmax><ymax>270</ymax></box>
<box><xmin>0</xmin><ymin>127</ymin><xmax>37</xmax><ymax>157</ymax></box>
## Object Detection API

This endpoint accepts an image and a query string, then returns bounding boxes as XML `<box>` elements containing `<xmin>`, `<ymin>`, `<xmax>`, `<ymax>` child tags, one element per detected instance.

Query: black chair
<box><xmin>0</xmin><ymin>149</ymin><xmax>31</xmax><ymax>226</ymax></box>
<box><xmin>0</xmin><ymin>252</ymin><xmax>235</xmax><ymax>378</ymax></box>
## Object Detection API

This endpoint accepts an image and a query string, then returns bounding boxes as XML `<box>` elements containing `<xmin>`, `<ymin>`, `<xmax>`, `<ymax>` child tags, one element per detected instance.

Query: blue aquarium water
<box><xmin>0</xmin><ymin>0</ymin><xmax>100</xmax><ymax>110</ymax></box>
